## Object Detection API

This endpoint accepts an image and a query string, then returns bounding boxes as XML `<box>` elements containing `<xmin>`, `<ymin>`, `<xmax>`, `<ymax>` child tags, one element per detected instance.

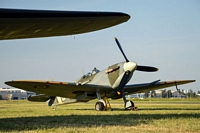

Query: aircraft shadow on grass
<box><xmin>0</xmin><ymin>113</ymin><xmax>200</xmax><ymax>131</ymax></box>
<box><xmin>64</xmin><ymin>107</ymin><xmax>200</xmax><ymax>111</ymax></box>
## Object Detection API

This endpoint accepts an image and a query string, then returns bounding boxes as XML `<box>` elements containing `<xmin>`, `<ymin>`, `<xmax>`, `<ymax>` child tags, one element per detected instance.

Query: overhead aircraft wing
<box><xmin>5</xmin><ymin>80</ymin><xmax>113</xmax><ymax>99</ymax></box>
<box><xmin>0</xmin><ymin>8</ymin><xmax>130</xmax><ymax>40</ymax></box>
<box><xmin>124</xmin><ymin>80</ymin><xmax>195</xmax><ymax>94</ymax></box>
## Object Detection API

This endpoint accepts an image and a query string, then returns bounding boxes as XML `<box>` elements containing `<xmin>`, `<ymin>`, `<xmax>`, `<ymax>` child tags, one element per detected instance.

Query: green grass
<box><xmin>0</xmin><ymin>99</ymin><xmax>200</xmax><ymax>133</ymax></box>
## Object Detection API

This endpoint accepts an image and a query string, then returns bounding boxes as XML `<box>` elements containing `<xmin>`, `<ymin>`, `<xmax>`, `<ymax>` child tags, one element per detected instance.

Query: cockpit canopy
<box><xmin>82</xmin><ymin>67</ymin><xmax>100</xmax><ymax>79</ymax></box>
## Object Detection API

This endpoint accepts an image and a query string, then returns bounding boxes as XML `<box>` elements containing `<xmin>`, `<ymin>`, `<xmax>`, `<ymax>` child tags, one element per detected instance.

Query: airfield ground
<box><xmin>0</xmin><ymin>98</ymin><xmax>200</xmax><ymax>133</ymax></box>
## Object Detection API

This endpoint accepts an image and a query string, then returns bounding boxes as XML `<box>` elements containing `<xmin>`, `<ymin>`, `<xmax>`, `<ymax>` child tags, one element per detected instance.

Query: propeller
<box><xmin>117</xmin><ymin>71</ymin><xmax>131</xmax><ymax>95</ymax></box>
<box><xmin>115</xmin><ymin>37</ymin><xmax>129</xmax><ymax>62</ymax></box>
<box><xmin>114</xmin><ymin>37</ymin><xmax>158</xmax><ymax>95</ymax></box>
<box><xmin>114</xmin><ymin>37</ymin><xmax>158</xmax><ymax>72</ymax></box>
<box><xmin>136</xmin><ymin>65</ymin><xmax>158</xmax><ymax>72</ymax></box>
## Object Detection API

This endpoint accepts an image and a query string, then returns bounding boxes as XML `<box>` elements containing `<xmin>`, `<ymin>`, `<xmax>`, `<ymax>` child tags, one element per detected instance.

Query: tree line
<box><xmin>144</xmin><ymin>89</ymin><xmax>199</xmax><ymax>98</ymax></box>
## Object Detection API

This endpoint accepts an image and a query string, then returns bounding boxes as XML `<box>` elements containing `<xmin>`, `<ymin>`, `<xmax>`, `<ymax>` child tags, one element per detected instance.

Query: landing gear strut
<box><xmin>103</xmin><ymin>97</ymin><xmax>113</xmax><ymax>111</ymax></box>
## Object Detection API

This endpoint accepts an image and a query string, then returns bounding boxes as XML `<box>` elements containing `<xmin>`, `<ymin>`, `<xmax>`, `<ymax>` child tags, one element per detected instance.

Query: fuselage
<box><xmin>75</xmin><ymin>61</ymin><xmax>137</xmax><ymax>90</ymax></box>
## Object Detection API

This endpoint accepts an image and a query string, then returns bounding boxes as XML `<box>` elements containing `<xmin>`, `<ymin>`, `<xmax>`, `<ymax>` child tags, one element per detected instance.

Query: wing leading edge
<box><xmin>0</xmin><ymin>8</ymin><xmax>130</xmax><ymax>40</ymax></box>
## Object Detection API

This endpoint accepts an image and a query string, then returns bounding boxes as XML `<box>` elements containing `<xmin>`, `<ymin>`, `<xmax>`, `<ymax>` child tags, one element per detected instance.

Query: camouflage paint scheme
<box><xmin>0</xmin><ymin>8</ymin><xmax>130</xmax><ymax>40</ymax></box>
<box><xmin>5</xmin><ymin>61</ymin><xmax>195</xmax><ymax>107</ymax></box>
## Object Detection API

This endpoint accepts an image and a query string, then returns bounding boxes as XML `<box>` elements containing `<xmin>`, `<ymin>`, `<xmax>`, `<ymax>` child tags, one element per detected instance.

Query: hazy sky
<box><xmin>0</xmin><ymin>0</ymin><xmax>200</xmax><ymax>92</ymax></box>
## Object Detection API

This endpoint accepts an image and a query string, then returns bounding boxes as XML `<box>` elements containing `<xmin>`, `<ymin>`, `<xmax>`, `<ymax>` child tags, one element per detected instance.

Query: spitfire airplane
<box><xmin>5</xmin><ymin>38</ymin><xmax>195</xmax><ymax>111</ymax></box>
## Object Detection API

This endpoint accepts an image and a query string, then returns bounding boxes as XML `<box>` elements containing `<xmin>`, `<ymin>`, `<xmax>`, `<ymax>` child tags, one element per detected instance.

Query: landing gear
<box><xmin>124</xmin><ymin>100</ymin><xmax>137</xmax><ymax>110</ymax></box>
<box><xmin>122</xmin><ymin>92</ymin><xmax>137</xmax><ymax>110</ymax></box>
<box><xmin>95</xmin><ymin>91</ymin><xmax>137</xmax><ymax>111</ymax></box>
<box><xmin>95</xmin><ymin>91</ymin><xmax>112</xmax><ymax>111</ymax></box>
<box><xmin>95</xmin><ymin>101</ymin><xmax>104</xmax><ymax>111</ymax></box>
<box><xmin>103</xmin><ymin>97</ymin><xmax>113</xmax><ymax>111</ymax></box>
<box><xmin>95</xmin><ymin>98</ymin><xmax>113</xmax><ymax>111</ymax></box>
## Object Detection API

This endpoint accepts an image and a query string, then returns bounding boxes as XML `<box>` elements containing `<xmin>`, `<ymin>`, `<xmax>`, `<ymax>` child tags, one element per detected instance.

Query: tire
<box><xmin>130</xmin><ymin>101</ymin><xmax>134</xmax><ymax>107</ymax></box>
<box><xmin>95</xmin><ymin>102</ymin><xmax>104</xmax><ymax>111</ymax></box>
<box><xmin>125</xmin><ymin>100</ymin><xmax>135</xmax><ymax>110</ymax></box>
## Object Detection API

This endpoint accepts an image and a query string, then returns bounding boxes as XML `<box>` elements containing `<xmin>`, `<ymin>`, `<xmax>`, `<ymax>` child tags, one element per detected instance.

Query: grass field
<box><xmin>0</xmin><ymin>98</ymin><xmax>200</xmax><ymax>133</ymax></box>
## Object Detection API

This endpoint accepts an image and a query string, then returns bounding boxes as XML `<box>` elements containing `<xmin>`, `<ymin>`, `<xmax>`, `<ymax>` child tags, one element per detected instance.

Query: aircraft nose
<box><xmin>123</xmin><ymin>62</ymin><xmax>137</xmax><ymax>72</ymax></box>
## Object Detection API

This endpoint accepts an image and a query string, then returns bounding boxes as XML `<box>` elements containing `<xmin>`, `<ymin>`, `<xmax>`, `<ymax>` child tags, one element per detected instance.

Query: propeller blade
<box><xmin>114</xmin><ymin>37</ymin><xmax>159</xmax><ymax>72</ymax></box>
<box><xmin>115</xmin><ymin>37</ymin><xmax>129</xmax><ymax>62</ymax></box>
<box><xmin>136</xmin><ymin>65</ymin><xmax>158</xmax><ymax>72</ymax></box>
<box><xmin>117</xmin><ymin>71</ymin><xmax>131</xmax><ymax>95</ymax></box>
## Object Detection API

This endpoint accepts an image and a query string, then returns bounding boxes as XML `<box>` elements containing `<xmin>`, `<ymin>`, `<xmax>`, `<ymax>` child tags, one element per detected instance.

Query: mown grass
<box><xmin>0</xmin><ymin>99</ymin><xmax>200</xmax><ymax>133</ymax></box>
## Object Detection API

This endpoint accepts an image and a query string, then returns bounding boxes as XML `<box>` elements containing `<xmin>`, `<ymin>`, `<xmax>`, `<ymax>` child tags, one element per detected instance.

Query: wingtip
<box><xmin>4</xmin><ymin>81</ymin><xmax>14</xmax><ymax>86</ymax></box>
<box><xmin>180</xmin><ymin>79</ymin><xmax>195</xmax><ymax>82</ymax></box>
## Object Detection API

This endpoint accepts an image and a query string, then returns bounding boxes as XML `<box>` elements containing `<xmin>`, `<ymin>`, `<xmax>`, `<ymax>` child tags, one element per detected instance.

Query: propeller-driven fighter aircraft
<box><xmin>5</xmin><ymin>38</ymin><xmax>195</xmax><ymax>111</ymax></box>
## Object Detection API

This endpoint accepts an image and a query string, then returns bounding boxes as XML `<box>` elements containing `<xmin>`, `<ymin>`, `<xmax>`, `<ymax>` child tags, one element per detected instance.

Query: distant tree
<box><xmin>186</xmin><ymin>89</ymin><xmax>192</xmax><ymax>98</ymax></box>
<box><xmin>167</xmin><ymin>90</ymin><xmax>172</xmax><ymax>98</ymax></box>
<box><xmin>0</xmin><ymin>95</ymin><xmax>2</xmax><ymax>100</ymax></box>
<box><xmin>186</xmin><ymin>89</ymin><xmax>197</xmax><ymax>98</ymax></box>
<box><xmin>162</xmin><ymin>89</ymin><xmax>167</xmax><ymax>98</ymax></box>
<box><xmin>151</xmin><ymin>90</ymin><xmax>156</xmax><ymax>98</ymax></box>
<box><xmin>144</xmin><ymin>91</ymin><xmax>150</xmax><ymax>98</ymax></box>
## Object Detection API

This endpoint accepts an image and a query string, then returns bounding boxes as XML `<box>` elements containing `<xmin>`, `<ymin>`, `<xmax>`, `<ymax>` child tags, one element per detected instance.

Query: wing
<box><xmin>5</xmin><ymin>80</ymin><xmax>195</xmax><ymax>101</ymax></box>
<box><xmin>0</xmin><ymin>8</ymin><xmax>130</xmax><ymax>40</ymax></box>
<box><xmin>5</xmin><ymin>80</ymin><xmax>112</xmax><ymax>99</ymax></box>
<box><xmin>124</xmin><ymin>80</ymin><xmax>195</xmax><ymax>94</ymax></box>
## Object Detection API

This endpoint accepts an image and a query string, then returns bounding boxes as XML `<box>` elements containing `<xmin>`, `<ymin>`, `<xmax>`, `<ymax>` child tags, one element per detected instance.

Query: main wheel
<box><xmin>95</xmin><ymin>102</ymin><xmax>104</xmax><ymax>111</ymax></box>
<box><xmin>125</xmin><ymin>100</ymin><xmax>135</xmax><ymax>110</ymax></box>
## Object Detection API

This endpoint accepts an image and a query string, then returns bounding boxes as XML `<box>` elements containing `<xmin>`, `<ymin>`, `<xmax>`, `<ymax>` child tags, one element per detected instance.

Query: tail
<box><xmin>28</xmin><ymin>95</ymin><xmax>77</xmax><ymax>106</ymax></box>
